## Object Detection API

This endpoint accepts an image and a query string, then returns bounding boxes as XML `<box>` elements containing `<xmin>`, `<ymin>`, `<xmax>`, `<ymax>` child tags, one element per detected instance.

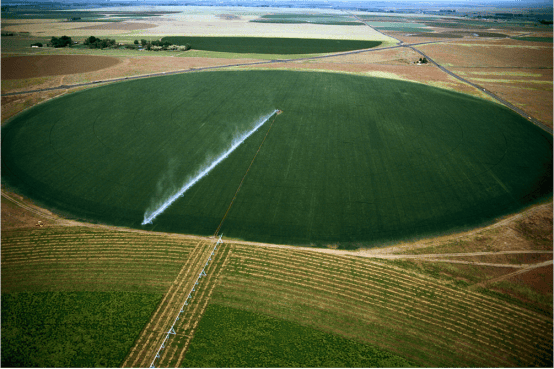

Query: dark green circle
<box><xmin>2</xmin><ymin>70</ymin><xmax>552</xmax><ymax>248</ymax></box>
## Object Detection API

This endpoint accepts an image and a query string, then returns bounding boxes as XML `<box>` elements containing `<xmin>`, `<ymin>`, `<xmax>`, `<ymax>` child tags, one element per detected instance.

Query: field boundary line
<box><xmin>217</xmin><ymin>278</ymin><xmax>516</xmax><ymax>367</ymax></box>
<box><xmin>214</xmin><ymin>112</ymin><xmax>279</xmax><ymax>236</ymax></box>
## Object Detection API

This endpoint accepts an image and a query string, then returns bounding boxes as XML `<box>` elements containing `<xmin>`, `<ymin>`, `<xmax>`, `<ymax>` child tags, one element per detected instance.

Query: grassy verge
<box><xmin>182</xmin><ymin>303</ymin><xmax>414</xmax><ymax>367</ymax></box>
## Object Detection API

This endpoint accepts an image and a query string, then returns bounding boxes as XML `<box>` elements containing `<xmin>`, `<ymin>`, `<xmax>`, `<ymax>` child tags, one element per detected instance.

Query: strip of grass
<box><xmin>2</xmin><ymin>70</ymin><xmax>552</xmax><ymax>248</ymax></box>
<box><xmin>181</xmin><ymin>303</ymin><xmax>413</xmax><ymax>367</ymax></box>
<box><xmin>1</xmin><ymin>291</ymin><xmax>162</xmax><ymax>367</ymax></box>
<box><xmin>160</xmin><ymin>36</ymin><xmax>381</xmax><ymax>55</ymax></box>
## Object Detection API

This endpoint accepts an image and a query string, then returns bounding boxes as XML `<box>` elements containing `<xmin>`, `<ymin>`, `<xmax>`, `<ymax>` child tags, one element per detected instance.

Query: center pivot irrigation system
<box><xmin>142</xmin><ymin>110</ymin><xmax>279</xmax><ymax>225</ymax></box>
<box><xmin>150</xmin><ymin>235</ymin><xmax>222</xmax><ymax>369</ymax></box>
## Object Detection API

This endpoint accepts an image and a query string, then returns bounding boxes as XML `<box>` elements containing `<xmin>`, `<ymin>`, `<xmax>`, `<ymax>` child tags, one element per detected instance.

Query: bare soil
<box><xmin>1</xmin><ymin>55</ymin><xmax>121</xmax><ymax>80</ymax></box>
<box><xmin>505</xmin><ymin>264</ymin><xmax>553</xmax><ymax>294</ymax></box>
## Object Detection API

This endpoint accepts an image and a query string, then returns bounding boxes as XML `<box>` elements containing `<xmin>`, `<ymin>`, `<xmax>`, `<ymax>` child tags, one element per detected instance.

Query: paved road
<box><xmin>0</xmin><ymin>40</ymin><xmax>438</xmax><ymax>97</ymax></box>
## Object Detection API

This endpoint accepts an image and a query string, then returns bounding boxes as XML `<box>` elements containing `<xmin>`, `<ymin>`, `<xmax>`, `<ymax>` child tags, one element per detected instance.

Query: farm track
<box><xmin>156</xmin><ymin>244</ymin><xmax>232</xmax><ymax>368</ymax></box>
<box><xmin>122</xmin><ymin>239</ymin><xmax>218</xmax><ymax>368</ymax></box>
<box><xmin>210</xmin><ymin>244</ymin><xmax>552</xmax><ymax>367</ymax></box>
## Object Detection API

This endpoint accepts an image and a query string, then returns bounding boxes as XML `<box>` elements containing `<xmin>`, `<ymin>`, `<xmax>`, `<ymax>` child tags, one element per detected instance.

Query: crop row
<box><xmin>1</xmin><ymin>228</ymin><xmax>199</xmax><ymax>294</ymax></box>
<box><xmin>210</xmin><ymin>244</ymin><xmax>552</xmax><ymax>367</ymax></box>
<box><xmin>239</xmin><ymin>246</ymin><xmax>550</xmax><ymax>327</ymax></box>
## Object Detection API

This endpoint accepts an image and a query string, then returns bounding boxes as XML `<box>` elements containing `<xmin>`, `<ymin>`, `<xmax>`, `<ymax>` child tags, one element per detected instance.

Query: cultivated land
<box><xmin>3</xmin><ymin>70</ymin><xmax>551</xmax><ymax>247</ymax></box>
<box><xmin>1</xmin><ymin>5</ymin><xmax>553</xmax><ymax>368</ymax></box>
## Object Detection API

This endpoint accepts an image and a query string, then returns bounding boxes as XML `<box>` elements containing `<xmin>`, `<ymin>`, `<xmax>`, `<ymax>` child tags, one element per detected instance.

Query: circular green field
<box><xmin>2</xmin><ymin>70</ymin><xmax>552</xmax><ymax>248</ymax></box>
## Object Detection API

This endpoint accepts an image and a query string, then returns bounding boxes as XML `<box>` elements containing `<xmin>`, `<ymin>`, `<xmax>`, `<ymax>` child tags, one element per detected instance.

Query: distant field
<box><xmin>2</xmin><ymin>70</ymin><xmax>552</xmax><ymax>248</ymax></box>
<box><xmin>1</xmin><ymin>55</ymin><xmax>120</xmax><ymax>80</ymax></box>
<box><xmin>160</xmin><ymin>36</ymin><xmax>381</xmax><ymax>54</ymax></box>
<box><xmin>250</xmin><ymin>13</ymin><xmax>364</xmax><ymax>26</ymax></box>
<box><xmin>364</xmin><ymin>21</ymin><xmax>432</xmax><ymax>33</ymax></box>
<box><xmin>511</xmin><ymin>36</ymin><xmax>553</xmax><ymax>43</ymax></box>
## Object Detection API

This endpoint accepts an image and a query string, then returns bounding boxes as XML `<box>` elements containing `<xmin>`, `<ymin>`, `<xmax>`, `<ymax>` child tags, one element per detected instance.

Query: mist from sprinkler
<box><xmin>142</xmin><ymin>109</ymin><xmax>279</xmax><ymax>225</ymax></box>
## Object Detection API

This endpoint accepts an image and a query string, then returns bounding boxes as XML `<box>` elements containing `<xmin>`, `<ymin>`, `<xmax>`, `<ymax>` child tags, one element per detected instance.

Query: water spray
<box><xmin>142</xmin><ymin>109</ymin><xmax>279</xmax><ymax>225</ymax></box>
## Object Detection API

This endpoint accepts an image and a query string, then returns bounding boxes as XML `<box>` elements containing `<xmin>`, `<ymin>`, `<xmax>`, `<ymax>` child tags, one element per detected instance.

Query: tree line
<box><xmin>42</xmin><ymin>35</ymin><xmax>191</xmax><ymax>52</ymax></box>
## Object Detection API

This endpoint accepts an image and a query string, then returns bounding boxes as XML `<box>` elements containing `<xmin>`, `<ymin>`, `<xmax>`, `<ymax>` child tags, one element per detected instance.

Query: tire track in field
<box><xmin>214</xmin><ymin>112</ymin><xmax>279</xmax><ymax>236</ymax></box>
<box><xmin>122</xmin><ymin>239</ymin><xmax>211</xmax><ymax>368</ymax></box>
<box><xmin>158</xmin><ymin>244</ymin><xmax>232</xmax><ymax>367</ymax></box>
<box><xmin>472</xmin><ymin>259</ymin><xmax>553</xmax><ymax>289</ymax></box>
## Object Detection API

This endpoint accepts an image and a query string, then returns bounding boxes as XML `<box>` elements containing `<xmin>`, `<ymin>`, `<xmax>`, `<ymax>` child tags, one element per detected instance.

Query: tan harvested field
<box><xmin>76</xmin><ymin>22</ymin><xmax>158</xmax><ymax>31</ymax></box>
<box><xmin>415</xmin><ymin>40</ymin><xmax>553</xmax><ymax>127</ymax></box>
<box><xmin>417</xmin><ymin>40</ymin><xmax>553</xmax><ymax>68</ymax></box>
<box><xmin>1</xmin><ymin>55</ymin><xmax>121</xmax><ymax>80</ymax></box>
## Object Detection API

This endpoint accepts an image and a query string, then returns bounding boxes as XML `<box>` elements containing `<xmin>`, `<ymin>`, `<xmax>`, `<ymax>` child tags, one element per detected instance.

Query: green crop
<box><xmin>2</xmin><ymin>70</ymin><xmax>552</xmax><ymax>248</ymax></box>
<box><xmin>181</xmin><ymin>304</ymin><xmax>413</xmax><ymax>367</ymax></box>
<box><xmin>160</xmin><ymin>36</ymin><xmax>380</xmax><ymax>54</ymax></box>
<box><xmin>1</xmin><ymin>291</ymin><xmax>162</xmax><ymax>367</ymax></box>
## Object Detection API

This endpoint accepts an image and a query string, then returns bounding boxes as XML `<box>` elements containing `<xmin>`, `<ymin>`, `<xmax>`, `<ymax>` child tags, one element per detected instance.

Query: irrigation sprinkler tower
<box><xmin>150</xmin><ymin>234</ymin><xmax>223</xmax><ymax>368</ymax></box>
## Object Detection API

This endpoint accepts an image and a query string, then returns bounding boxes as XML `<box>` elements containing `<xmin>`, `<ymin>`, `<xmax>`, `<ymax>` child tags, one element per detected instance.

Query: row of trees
<box><xmin>133</xmin><ymin>39</ymin><xmax>191</xmax><ymax>51</ymax></box>
<box><xmin>41</xmin><ymin>35</ymin><xmax>190</xmax><ymax>52</ymax></box>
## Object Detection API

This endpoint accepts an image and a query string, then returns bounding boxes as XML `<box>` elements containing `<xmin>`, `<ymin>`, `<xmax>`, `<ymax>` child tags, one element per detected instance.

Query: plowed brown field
<box><xmin>1</xmin><ymin>55</ymin><xmax>121</xmax><ymax>80</ymax></box>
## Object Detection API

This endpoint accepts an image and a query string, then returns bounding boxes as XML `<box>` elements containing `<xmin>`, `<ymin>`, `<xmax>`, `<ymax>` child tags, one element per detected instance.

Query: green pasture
<box><xmin>1</xmin><ymin>291</ymin><xmax>162</xmax><ymax>367</ymax></box>
<box><xmin>160</xmin><ymin>36</ymin><xmax>381</xmax><ymax>55</ymax></box>
<box><xmin>2</xmin><ymin>70</ymin><xmax>552</xmax><ymax>248</ymax></box>
<box><xmin>182</xmin><ymin>304</ymin><xmax>413</xmax><ymax>367</ymax></box>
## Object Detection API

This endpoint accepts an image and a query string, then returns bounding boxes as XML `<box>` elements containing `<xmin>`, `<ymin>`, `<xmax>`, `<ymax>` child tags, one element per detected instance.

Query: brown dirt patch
<box><xmin>76</xmin><ymin>22</ymin><xmax>158</xmax><ymax>31</ymax></box>
<box><xmin>505</xmin><ymin>265</ymin><xmax>553</xmax><ymax>295</ymax></box>
<box><xmin>2</xmin><ymin>55</ymin><xmax>121</xmax><ymax>80</ymax></box>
